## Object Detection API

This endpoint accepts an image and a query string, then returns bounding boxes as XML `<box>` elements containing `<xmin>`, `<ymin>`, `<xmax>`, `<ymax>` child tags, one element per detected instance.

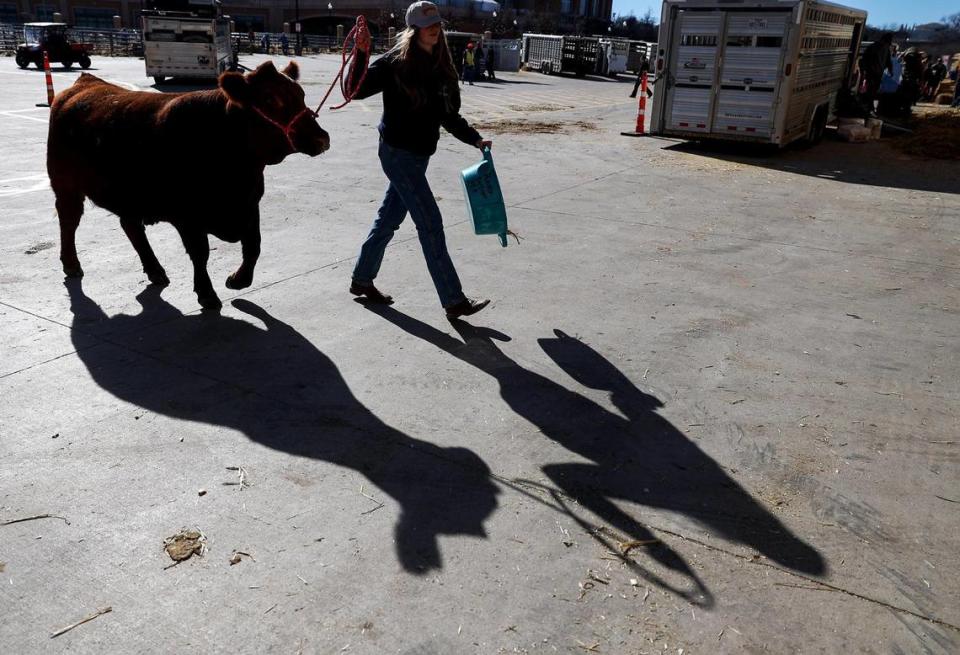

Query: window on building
<box><xmin>34</xmin><ymin>4</ymin><xmax>56</xmax><ymax>20</ymax></box>
<box><xmin>0</xmin><ymin>3</ymin><xmax>18</xmax><ymax>23</ymax></box>
<box><xmin>232</xmin><ymin>15</ymin><xmax>265</xmax><ymax>32</ymax></box>
<box><xmin>73</xmin><ymin>7</ymin><xmax>116</xmax><ymax>29</ymax></box>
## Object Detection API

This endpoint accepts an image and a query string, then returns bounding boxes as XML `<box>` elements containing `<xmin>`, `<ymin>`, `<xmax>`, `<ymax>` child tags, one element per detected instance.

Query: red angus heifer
<box><xmin>47</xmin><ymin>61</ymin><xmax>329</xmax><ymax>309</ymax></box>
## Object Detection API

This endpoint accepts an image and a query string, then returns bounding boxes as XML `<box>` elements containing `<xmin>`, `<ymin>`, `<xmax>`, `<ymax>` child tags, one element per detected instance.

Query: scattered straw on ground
<box><xmin>507</xmin><ymin>103</ymin><xmax>570</xmax><ymax>112</ymax></box>
<box><xmin>472</xmin><ymin>119</ymin><xmax>597</xmax><ymax>135</ymax></box>
<box><xmin>891</xmin><ymin>105</ymin><xmax>960</xmax><ymax>160</ymax></box>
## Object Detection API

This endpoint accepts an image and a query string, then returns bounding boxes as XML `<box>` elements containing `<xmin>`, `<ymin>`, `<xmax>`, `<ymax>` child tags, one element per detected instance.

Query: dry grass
<box><xmin>507</xmin><ymin>103</ymin><xmax>570</xmax><ymax>112</ymax></box>
<box><xmin>472</xmin><ymin>119</ymin><xmax>597</xmax><ymax>135</ymax></box>
<box><xmin>891</xmin><ymin>105</ymin><xmax>960</xmax><ymax>160</ymax></box>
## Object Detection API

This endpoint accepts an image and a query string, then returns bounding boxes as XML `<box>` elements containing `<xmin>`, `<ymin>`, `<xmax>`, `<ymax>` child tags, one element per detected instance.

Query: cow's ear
<box><xmin>282</xmin><ymin>61</ymin><xmax>300</xmax><ymax>81</ymax></box>
<box><xmin>219</xmin><ymin>71</ymin><xmax>251</xmax><ymax>105</ymax></box>
<box><xmin>254</xmin><ymin>61</ymin><xmax>278</xmax><ymax>76</ymax></box>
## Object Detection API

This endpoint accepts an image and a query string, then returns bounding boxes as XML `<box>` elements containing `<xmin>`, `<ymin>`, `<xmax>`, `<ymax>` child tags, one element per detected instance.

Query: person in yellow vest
<box><xmin>462</xmin><ymin>42</ymin><xmax>476</xmax><ymax>85</ymax></box>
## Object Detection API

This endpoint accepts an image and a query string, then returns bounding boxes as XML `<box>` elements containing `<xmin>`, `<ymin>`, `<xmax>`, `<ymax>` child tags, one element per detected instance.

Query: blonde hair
<box><xmin>387</xmin><ymin>26</ymin><xmax>459</xmax><ymax>104</ymax></box>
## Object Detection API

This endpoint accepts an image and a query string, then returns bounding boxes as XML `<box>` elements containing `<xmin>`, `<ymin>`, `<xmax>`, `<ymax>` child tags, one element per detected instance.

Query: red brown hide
<box><xmin>47</xmin><ymin>61</ymin><xmax>329</xmax><ymax>309</ymax></box>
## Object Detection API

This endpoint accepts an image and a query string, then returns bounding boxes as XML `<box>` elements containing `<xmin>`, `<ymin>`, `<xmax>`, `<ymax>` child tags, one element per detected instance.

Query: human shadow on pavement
<box><xmin>366</xmin><ymin>305</ymin><xmax>828</xmax><ymax>606</ymax></box>
<box><xmin>66</xmin><ymin>281</ymin><xmax>499</xmax><ymax>573</ymax></box>
<box><xmin>664</xmin><ymin>138</ymin><xmax>958</xmax><ymax>195</ymax></box>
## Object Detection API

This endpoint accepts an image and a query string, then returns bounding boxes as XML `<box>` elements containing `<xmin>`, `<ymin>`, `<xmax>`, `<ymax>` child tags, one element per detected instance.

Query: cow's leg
<box><xmin>120</xmin><ymin>217</ymin><xmax>169</xmax><ymax>286</ymax></box>
<box><xmin>175</xmin><ymin>226</ymin><xmax>220</xmax><ymax>310</ymax></box>
<box><xmin>225</xmin><ymin>206</ymin><xmax>260</xmax><ymax>290</ymax></box>
<box><xmin>55</xmin><ymin>190</ymin><xmax>85</xmax><ymax>278</ymax></box>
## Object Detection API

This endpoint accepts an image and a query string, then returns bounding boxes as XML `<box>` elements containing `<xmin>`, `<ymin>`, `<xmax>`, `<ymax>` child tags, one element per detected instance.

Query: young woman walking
<box><xmin>347</xmin><ymin>1</ymin><xmax>492</xmax><ymax>319</ymax></box>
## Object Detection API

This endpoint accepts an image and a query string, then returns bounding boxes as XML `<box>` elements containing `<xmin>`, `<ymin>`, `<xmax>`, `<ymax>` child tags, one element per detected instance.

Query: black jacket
<box><xmin>350</xmin><ymin>48</ymin><xmax>482</xmax><ymax>156</ymax></box>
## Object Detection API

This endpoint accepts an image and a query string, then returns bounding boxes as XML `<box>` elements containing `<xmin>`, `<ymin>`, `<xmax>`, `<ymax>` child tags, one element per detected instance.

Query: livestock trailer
<box><xmin>596</xmin><ymin>38</ymin><xmax>630</xmax><ymax>76</ymax></box>
<box><xmin>141</xmin><ymin>0</ymin><xmax>234</xmax><ymax>83</ymax></box>
<box><xmin>649</xmin><ymin>0</ymin><xmax>867</xmax><ymax>146</ymax></box>
<box><xmin>522</xmin><ymin>34</ymin><xmax>600</xmax><ymax>76</ymax></box>
<box><xmin>626</xmin><ymin>40</ymin><xmax>657</xmax><ymax>72</ymax></box>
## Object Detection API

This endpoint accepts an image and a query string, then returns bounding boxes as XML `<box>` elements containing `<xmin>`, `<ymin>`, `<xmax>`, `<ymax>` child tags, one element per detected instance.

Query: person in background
<box><xmin>859</xmin><ymin>33</ymin><xmax>894</xmax><ymax>114</ymax></box>
<box><xmin>952</xmin><ymin>56</ymin><xmax>960</xmax><ymax>108</ymax></box>
<box><xmin>345</xmin><ymin>1</ymin><xmax>492</xmax><ymax>319</ymax></box>
<box><xmin>280</xmin><ymin>32</ymin><xmax>289</xmax><ymax>56</ymax></box>
<box><xmin>485</xmin><ymin>44</ymin><xmax>496</xmax><ymax>81</ymax></box>
<box><xmin>261</xmin><ymin>32</ymin><xmax>270</xmax><ymax>55</ymax></box>
<box><xmin>474</xmin><ymin>41</ymin><xmax>485</xmax><ymax>79</ymax></box>
<box><xmin>629</xmin><ymin>53</ymin><xmax>652</xmax><ymax>99</ymax></box>
<box><xmin>924</xmin><ymin>56</ymin><xmax>946</xmax><ymax>100</ymax></box>
<box><xmin>462</xmin><ymin>42</ymin><xmax>476</xmax><ymax>85</ymax></box>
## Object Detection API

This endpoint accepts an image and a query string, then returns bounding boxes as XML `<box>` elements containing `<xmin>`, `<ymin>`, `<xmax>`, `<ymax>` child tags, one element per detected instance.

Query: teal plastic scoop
<box><xmin>460</xmin><ymin>147</ymin><xmax>509</xmax><ymax>247</ymax></box>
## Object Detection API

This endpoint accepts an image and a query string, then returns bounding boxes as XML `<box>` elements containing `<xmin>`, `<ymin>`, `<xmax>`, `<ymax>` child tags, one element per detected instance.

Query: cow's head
<box><xmin>219</xmin><ymin>61</ymin><xmax>330</xmax><ymax>158</ymax></box>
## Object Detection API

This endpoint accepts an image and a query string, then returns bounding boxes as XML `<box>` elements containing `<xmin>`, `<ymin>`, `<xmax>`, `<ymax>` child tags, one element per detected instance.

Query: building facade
<box><xmin>6</xmin><ymin>0</ymin><xmax>611</xmax><ymax>35</ymax></box>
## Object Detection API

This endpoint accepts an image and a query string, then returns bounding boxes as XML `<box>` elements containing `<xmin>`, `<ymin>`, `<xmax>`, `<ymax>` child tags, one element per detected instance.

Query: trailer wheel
<box><xmin>153</xmin><ymin>75</ymin><xmax>166</xmax><ymax>85</ymax></box>
<box><xmin>79</xmin><ymin>54</ymin><xmax>91</xmax><ymax>69</ymax></box>
<box><xmin>806</xmin><ymin>106</ymin><xmax>828</xmax><ymax>146</ymax></box>
<box><xmin>15</xmin><ymin>52</ymin><xmax>29</xmax><ymax>68</ymax></box>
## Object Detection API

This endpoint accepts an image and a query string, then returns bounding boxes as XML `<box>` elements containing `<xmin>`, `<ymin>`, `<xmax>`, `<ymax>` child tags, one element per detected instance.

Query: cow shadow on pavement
<box><xmin>365</xmin><ymin>304</ymin><xmax>828</xmax><ymax>607</ymax></box>
<box><xmin>65</xmin><ymin>281</ymin><xmax>500</xmax><ymax>574</ymax></box>
<box><xmin>664</xmin><ymin>138</ymin><xmax>958</xmax><ymax>195</ymax></box>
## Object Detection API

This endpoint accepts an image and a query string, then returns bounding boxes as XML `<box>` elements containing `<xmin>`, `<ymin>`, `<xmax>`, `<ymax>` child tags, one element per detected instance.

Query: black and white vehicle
<box><xmin>649</xmin><ymin>0</ymin><xmax>866</xmax><ymax>146</ymax></box>
<box><xmin>522</xmin><ymin>34</ymin><xmax>600</xmax><ymax>77</ymax></box>
<box><xmin>141</xmin><ymin>0</ymin><xmax>234</xmax><ymax>84</ymax></box>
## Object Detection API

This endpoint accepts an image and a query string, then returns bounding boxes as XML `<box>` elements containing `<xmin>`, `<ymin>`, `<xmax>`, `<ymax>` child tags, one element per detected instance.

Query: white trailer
<box><xmin>522</xmin><ymin>34</ymin><xmax>600</xmax><ymax>77</ymax></box>
<box><xmin>142</xmin><ymin>11</ymin><xmax>233</xmax><ymax>84</ymax></box>
<box><xmin>597</xmin><ymin>38</ymin><xmax>630</xmax><ymax>76</ymax></box>
<box><xmin>649</xmin><ymin>0</ymin><xmax>866</xmax><ymax>146</ymax></box>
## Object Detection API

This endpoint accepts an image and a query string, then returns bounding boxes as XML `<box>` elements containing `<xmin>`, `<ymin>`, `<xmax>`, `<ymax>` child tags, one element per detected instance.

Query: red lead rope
<box><xmin>249</xmin><ymin>16</ymin><xmax>370</xmax><ymax>153</ymax></box>
<box><xmin>315</xmin><ymin>15</ymin><xmax>371</xmax><ymax>112</ymax></box>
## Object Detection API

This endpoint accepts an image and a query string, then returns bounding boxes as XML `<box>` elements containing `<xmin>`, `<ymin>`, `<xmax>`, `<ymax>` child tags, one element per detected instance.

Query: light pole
<box><xmin>294</xmin><ymin>0</ymin><xmax>301</xmax><ymax>55</ymax></box>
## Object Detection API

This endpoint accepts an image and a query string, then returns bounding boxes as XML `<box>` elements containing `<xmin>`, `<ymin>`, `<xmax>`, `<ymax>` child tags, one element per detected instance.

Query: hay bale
<box><xmin>892</xmin><ymin>108</ymin><xmax>960</xmax><ymax>159</ymax></box>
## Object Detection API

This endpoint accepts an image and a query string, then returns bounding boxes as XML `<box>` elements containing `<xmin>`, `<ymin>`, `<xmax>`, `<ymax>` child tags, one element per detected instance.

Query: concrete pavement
<box><xmin>1</xmin><ymin>54</ymin><xmax>958</xmax><ymax>653</ymax></box>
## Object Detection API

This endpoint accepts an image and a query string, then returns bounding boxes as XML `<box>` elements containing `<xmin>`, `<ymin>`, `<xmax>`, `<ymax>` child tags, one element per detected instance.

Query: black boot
<box><xmin>350</xmin><ymin>281</ymin><xmax>393</xmax><ymax>304</ymax></box>
<box><xmin>445</xmin><ymin>298</ymin><xmax>490</xmax><ymax>319</ymax></box>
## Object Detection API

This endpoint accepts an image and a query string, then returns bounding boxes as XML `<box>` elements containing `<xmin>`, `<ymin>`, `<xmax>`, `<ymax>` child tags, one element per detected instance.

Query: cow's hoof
<box><xmin>146</xmin><ymin>268</ymin><xmax>170</xmax><ymax>286</ymax></box>
<box><xmin>62</xmin><ymin>264</ymin><xmax>84</xmax><ymax>279</ymax></box>
<box><xmin>225</xmin><ymin>272</ymin><xmax>252</xmax><ymax>290</ymax></box>
<box><xmin>198</xmin><ymin>293</ymin><xmax>222</xmax><ymax>311</ymax></box>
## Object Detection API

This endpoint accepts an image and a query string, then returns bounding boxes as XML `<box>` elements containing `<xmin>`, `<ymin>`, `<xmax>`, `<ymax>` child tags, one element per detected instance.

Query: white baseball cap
<box><xmin>406</xmin><ymin>1</ymin><xmax>442</xmax><ymax>29</ymax></box>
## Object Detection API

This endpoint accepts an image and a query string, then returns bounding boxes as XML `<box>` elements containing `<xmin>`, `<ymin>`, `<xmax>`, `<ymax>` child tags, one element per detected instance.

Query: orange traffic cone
<box><xmin>621</xmin><ymin>72</ymin><xmax>648</xmax><ymax>138</ymax></box>
<box><xmin>36</xmin><ymin>51</ymin><xmax>55</xmax><ymax>107</ymax></box>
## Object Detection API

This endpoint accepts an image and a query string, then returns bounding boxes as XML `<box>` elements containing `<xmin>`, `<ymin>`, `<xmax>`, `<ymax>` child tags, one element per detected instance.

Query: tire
<box><xmin>62</xmin><ymin>59</ymin><xmax>73</xmax><ymax>69</ymax></box>
<box><xmin>797</xmin><ymin>106</ymin><xmax>828</xmax><ymax>149</ymax></box>
<box><xmin>808</xmin><ymin>107</ymin><xmax>827</xmax><ymax>145</ymax></box>
<box><xmin>153</xmin><ymin>75</ymin><xmax>166</xmax><ymax>85</ymax></box>
<box><xmin>15</xmin><ymin>52</ymin><xmax>29</xmax><ymax>68</ymax></box>
<box><xmin>79</xmin><ymin>54</ymin><xmax>91</xmax><ymax>69</ymax></box>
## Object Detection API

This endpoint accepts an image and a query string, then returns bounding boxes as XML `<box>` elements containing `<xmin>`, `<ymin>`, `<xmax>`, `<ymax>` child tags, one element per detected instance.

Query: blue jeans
<box><xmin>352</xmin><ymin>140</ymin><xmax>466</xmax><ymax>308</ymax></box>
